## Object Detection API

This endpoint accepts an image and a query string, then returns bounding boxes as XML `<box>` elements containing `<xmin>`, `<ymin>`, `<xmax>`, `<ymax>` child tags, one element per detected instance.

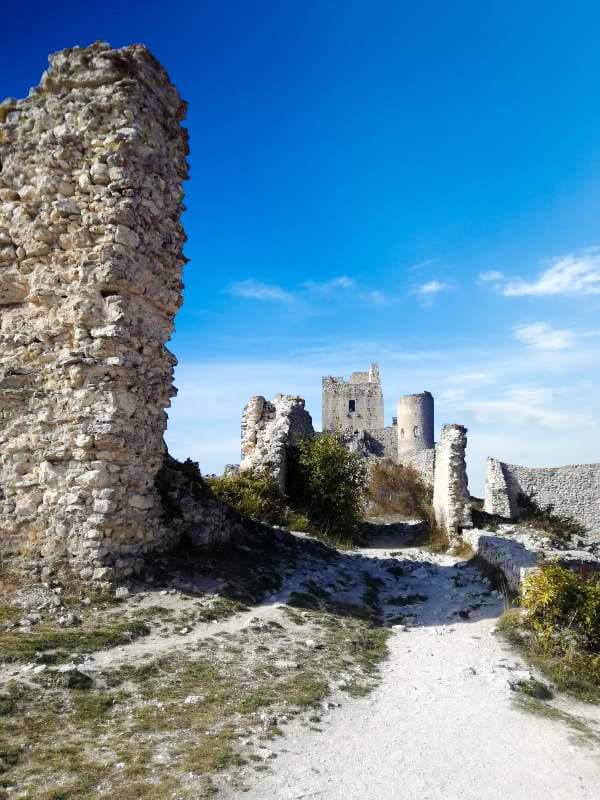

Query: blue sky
<box><xmin>2</xmin><ymin>1</ymin><xmax>600</xmax><ymax>494</ymax></box>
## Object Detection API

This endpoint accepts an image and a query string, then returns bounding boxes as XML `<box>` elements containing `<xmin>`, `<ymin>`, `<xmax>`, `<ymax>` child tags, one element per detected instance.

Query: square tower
<box><xmin>322</xmin><ymin>362</ymin><xmax>384</xmax><ymax>434</ymax></box>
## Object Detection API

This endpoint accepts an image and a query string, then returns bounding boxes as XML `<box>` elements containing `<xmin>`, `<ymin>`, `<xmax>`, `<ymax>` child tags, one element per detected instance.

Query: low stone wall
<box><xmin>484</xmin><ymin>458</ymin><xmax>600</xmax><ymax>537</ymax></box>
<box><xmin>362</xmin><ymin>426</ymin><xmax>398</xmax><ymax>460</ymax></box>
<box><xmin>432</xmin><ymin>425</ymin><xmax>472</xmax><ymax>543</ymax></box>
<box><xmin>240</xmin><ymin>395</ymin><xmax>314</xmax><ymax>491</ymax></box>
<box><xmin>156</xmin><ymin>455</ymin><xmax>246</xmax><ymax>549</ymax></box>
<box><xmin>462</xmin><ymin>526</ymin><xmax>600</xmax><ymax>593</ymax></box>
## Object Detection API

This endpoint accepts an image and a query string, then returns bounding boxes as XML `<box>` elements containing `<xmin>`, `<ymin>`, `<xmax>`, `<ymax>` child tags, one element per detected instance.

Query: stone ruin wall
<box><xmin>399</xmin><ymin>448</ymin><xmax>435</xmax><ymax>489</ymax></box>
<box><xmin>240</xmin><ymin>395</ymin><xmax>314</xmax><ymax>492</ymax></box>
<box><xmin>0</xmin><ymin>42</ymin><xmax>190</xmax><ymax>581</ymax></box>
<box><xmin>484</xmin><ymin>458</ymin><xmax>600</xmax><ymax>537</ymax></box>
<box><xmin>432</xmin><ymin>425</ymin><xmax>472</xmax><ymax>543</ymax></box>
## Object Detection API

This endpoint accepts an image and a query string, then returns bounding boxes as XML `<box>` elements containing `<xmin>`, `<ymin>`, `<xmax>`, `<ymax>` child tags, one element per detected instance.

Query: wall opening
<box><xmin>348</xmin><ymin>399</ymin><xmax>356</xmax><ymax>412</ymax></box>
<box><xmin>413</xmin><ymin>426</ymin><xmax>419</xmax><ymax>437</ymax></box>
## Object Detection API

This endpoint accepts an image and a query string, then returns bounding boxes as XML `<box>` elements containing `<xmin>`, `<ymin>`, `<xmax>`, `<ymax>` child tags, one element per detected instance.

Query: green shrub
<box><xmin>287</xmin><ymin>434</ymin><xmax>369</xmax><ymax>539</ymax></box>
<box><xmin>517</xmin><ymin>492</ymin><xmax>586</xmax><ymax>542</ymax></box>
<box><xmin>522</xmin><ymin>562</ymin><xmax>600</xmax><ymax>651</ymax></box>
<box><xmin>207</xmin><ymin>469</ymin><xmax>309</xmax><ymax>530</ymax></box>
<box><xmin>367</xmin><ymin>460</ymin><xmax>432</xmax><ymax>519</ymax></box>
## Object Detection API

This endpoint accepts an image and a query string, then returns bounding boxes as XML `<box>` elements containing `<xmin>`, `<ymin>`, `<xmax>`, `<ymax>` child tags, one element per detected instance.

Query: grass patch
<box><xmin>514</xmin><ymin>695</ymin><xmax>600</xmax><ymax>746</ymax></box>
<box><xmin>498</xmin><ymin>610</ymin><xmax>600</xmax><ymax>703</ymax></box>
<box><xmin>0</xmin><ymin>620</ymin><xmax>150</xmax><ymax>663</ymax></box>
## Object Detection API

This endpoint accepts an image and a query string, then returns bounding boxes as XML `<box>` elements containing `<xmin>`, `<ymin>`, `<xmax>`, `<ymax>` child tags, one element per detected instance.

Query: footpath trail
<box><xmin>228</xmin><ymin>530</ymin><xmax>600</xmax><ymax>800</ymax></box>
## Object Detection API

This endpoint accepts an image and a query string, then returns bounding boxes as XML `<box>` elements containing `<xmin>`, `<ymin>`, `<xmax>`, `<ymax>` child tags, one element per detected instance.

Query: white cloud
<box><xmin>501</xmin><ymin>249</ymin><xmax>600</xmax><ymax>297</ymax></box>
<box><xmin>514</xmin><ymin>322</ymin><xmax>576</xmax><ymax>351</ymax></box>
<box><xmin>302</xmin><ymin>275</ymin><xmax>356</xmax><ymax>292</ymax></box>
<box><xmin>478</xmin><ymin>270</ymin><xmax>504</xmax><ymax>282</ymax></box>
<box><xmin>229</xmin><ymin>279</ymin><xmax>293</xmax><ymax>302</ymax></box>
<box><xmin>414</xmin><ymin>280</ymin><xmax>451</xmax><ymax>296</ymax></box>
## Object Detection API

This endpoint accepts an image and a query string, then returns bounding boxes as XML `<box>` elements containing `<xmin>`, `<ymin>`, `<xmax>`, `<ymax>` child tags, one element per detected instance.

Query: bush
<box><xmin>517</xmin><ymin>492</ymin><xmax>586</xmax><ymax>543</ymax></box>
<box><xmin>207</xmin><ymin>470</ymin><xmax>309</xmax><ymax>530</ymax></box>
<box><xmin>287</xmin><ymin>434</ymin><xmax>369</xmax><ymax>539</ymax></box>
<box><xmin>522</xmin><ymin>562</ymin><xmax>600</xmax><ymax>651</ymax></box>
<box><xmin>368</xmin><ymin>460</ymin><xmax>432</xmax><ymax>519</ymax></box>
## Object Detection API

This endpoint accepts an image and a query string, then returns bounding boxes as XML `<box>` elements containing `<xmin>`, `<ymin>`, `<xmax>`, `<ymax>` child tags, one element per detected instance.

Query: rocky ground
<box><xmin>1</xmin><ymin>522</ymin><xmax>599</xmax><ymax>799</ymax></box>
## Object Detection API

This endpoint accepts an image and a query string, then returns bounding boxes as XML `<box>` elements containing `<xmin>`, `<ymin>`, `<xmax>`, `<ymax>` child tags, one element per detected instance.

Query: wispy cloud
<box><xmin>229</xmin><ymin>279</ymin><xmax>293</xmax><ymax>303</ymax></box>
<box><xmin>514</xmin><ymin>322</ymin><xmax>576</xmax><ymax>351</ymax></box>
<box><xmin>302</xmin><ymin>276</ymin><xmax>356</xmax><ymax>292</ymax></box>
<box><xmin>406</xmin><ymin>258</ymin><xmax>436</xmax><ymax>273</ymax></box>
<box><xmin>362</xmin><ymin>289</ymin><xmax>389</xmax><ymax>305</ymax></box>
<box><xmin>460</xmin><ymin>386</ymin><xmax>596</xmax><ymax>431</ymax></box>
<box><xmin>501</xmin><ymin>249</ymin><xmax>600</xmax><ymax>297</ymax></box>
<box><xmin>478</xmin><ymin>270</ymin><xmax>504</xmax><ymax>282</ymax></box>
<box><xmin>414</xmin><ymin>280</ymin><xmax>451</xmax><ymax>296</ymax></box>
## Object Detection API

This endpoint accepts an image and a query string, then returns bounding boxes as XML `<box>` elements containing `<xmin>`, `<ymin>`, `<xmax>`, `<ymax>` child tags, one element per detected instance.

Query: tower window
<box><xmin>413</xmin><ymin>426</ymin><xmax>419</xmax><ymax>437</ymax></box>
<box><xmin>400</xmin><ymin>428</ymin><xmax>404</xmax><ymax>438</ymax></box>
<box><xmin>349</xmin><ymin>400</ymin><xmax>356</xmax><ymax>412</ymax></box>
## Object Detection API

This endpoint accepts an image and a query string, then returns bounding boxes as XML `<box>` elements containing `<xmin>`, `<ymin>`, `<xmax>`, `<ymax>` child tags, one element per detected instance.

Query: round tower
<box><xmin>397</xmin><ymin>391</ymin><xmax>434</xmax><ymax>454</ymax></box>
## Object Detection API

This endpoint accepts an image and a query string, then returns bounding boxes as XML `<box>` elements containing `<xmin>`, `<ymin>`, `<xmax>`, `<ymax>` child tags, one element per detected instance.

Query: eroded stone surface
<box><xmin>240</xmin><ymin>394</ymin><xmax>314</xmax><ymax>491</ymax></box>
<box><xmin>0</xmin><ymin>42</ymin><xmax>189</xmax><ymax>580</ymax></box>
<box><xmin>433</xmin><ymin>424</ymin><xmax>472</xmax><ymax>542</ymax></box>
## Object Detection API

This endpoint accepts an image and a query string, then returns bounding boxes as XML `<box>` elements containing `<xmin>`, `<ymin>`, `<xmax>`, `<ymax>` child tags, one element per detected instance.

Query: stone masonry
<box><xmin>322</xmin><ymin>363</ymin><xmax>384</xmax><ymax>434</ymax></box>
<box><xmin>432</xmin><ymin>425</ymin><xmax>472</xmax><ymax>543</ymax></box>
<box><xmin>240</xmin><ymin>395</ymin><xmax>314</xmax><ymax>492</ymax></box>
<box><xmin>0</xmin><ymin>42</ymin><xmax>189</xmax><ymax>580</ymax></box>
<box><xmin>484</xmin><ymin>458</ymin><xmax>600</xmax><ymax>537</ymax></box>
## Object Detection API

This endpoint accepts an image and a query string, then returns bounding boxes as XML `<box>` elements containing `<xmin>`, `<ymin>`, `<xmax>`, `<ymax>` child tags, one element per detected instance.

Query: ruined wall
<box><xmin>432</xmin><ymin>425</ymin><xmax>472</xmax><ymax>542</ymax></box>
<box><xmin>399</xmin><ymin>449</ymin><xmax>435</xmax><ymax>489</ymax></box>
<box><xmin>484</xmin><ymin>458</ymin><xmax>600</xmax><ymax>536</ymax></box>
<box><xmin>0</xmin><ymin>42</ymin><xmax>189</xmax><ymax>580</ymax></box>
<box><xmin>240</xmin><ymin>395</ymin><xmax>314</xmax><ymax>492</ymax></box>
<box><xmin>322</xmin><ymin>362</ymin><xmax>384</xmax><ymax>434</ymax></box>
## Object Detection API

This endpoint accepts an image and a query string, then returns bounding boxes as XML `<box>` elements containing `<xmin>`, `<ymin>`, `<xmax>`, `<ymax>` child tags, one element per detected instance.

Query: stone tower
<box><xmin>397</xmin><ymin>392</ymin><xmax>434</xmax><ymax>454</ymax></box>
<box><xmin>322</xmin><ymin>362</ymin><xmax>384</xmax><ymax>434</ymax></box>
<box><xmin>0</xmin><ymin>42</ymin><xmax>188</xmax><ymax>580</ymax></box>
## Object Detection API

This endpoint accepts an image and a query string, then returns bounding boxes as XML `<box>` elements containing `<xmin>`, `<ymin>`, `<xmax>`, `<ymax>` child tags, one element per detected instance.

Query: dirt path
<box><xmin>228</xmin><ymin>533</ymin><xmax>600</xmax><ymax>800</ymax></box>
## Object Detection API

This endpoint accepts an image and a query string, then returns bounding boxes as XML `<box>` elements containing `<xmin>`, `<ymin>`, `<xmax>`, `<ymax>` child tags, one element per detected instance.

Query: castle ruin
<box><xmin>0</xmin><ymin>42</ymin><xmax>236</xmax><ymax>582</ymax></box>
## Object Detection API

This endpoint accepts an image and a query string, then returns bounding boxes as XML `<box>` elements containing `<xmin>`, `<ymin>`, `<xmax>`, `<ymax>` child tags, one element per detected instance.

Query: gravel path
<box><xmin>229</xmin><ymin>535</ymin><xmax>600</xmax><ymax>800</ymax></box>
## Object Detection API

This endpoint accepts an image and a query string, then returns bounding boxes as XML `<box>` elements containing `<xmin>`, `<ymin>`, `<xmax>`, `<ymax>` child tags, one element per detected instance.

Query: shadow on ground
<box><xmin>145</xmin><ymin>518</ymin><xmax>504</xmax><ymax>632</ymax></box>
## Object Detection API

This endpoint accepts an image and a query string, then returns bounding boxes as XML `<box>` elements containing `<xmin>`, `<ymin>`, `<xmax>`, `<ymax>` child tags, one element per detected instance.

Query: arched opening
<box><xmin>413</xmin><ymin>425</ymin><xmax>419</xmax><ymax>437</ymax></box>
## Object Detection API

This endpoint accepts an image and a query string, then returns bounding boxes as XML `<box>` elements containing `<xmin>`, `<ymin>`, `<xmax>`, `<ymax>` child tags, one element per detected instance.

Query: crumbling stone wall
<box><xmin>484</xmin><ymin>458</ymin><xmax>600</xmax><ymax>537</ymax></box>
<box><xmin>240</xmin><ymin>395</ymin><xmax>314</xmax><ymax>491</ymax></box>
<box><xmin>432</xmin><ymin>425</ymin><xmax>472</xmax><ymax>543</ymax></box>
<box><xmin>399</xmin><ymin>449</ymin><xmax>435</xmax><ymax>489</ymax></box>
<box><xmin>0</xmin><ymin>42</ymin><xmax>189</xmax><ymax>580</ymax></box>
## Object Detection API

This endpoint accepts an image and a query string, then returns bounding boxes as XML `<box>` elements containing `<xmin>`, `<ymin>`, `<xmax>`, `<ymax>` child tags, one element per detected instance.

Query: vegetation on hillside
<box><xmin>499</xmin><ymin>562</ymin><xmax>600</xmax><ymax>703</ymax></box>
<box><xmin>207</xmin><ymin>469</ymin><xmax>309</xmax><ymax>531</ymax></box>
<box><xmin>287</xmin><ymin>434</ymin><xmax>369</xmax><ymax>541</ymax></box>
<box><xmin>208</xmin><ymin>434</ymin><xmax>369</xmax><ymax>542</ymax></box>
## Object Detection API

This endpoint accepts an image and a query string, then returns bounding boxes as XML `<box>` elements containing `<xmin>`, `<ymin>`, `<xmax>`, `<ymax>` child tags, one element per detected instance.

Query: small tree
<box><xmin>287</xmin><ymin>434</ymin><xmax>369</xmax><ymax>538</ymax></box>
